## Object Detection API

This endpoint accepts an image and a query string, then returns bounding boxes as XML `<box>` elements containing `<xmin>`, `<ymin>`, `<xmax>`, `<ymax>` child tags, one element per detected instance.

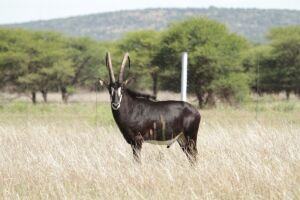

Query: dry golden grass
<box><xmin>0</xmin><ymin>101</ymin><xmax>300</xmax><ymax>199</ymax></box>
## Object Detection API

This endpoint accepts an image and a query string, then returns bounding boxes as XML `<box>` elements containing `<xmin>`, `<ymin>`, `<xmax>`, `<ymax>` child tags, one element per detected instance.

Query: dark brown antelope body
<box><xmin>100</xmin><ymin>52</ymin><xmax>201</xmax><ymax>163</ymax></box>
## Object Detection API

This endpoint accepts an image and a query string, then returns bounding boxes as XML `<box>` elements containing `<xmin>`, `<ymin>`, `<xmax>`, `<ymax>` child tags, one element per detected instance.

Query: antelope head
<box><xmin>99</xmin><ymin>52</ymin><xmax>133</xmax><ymax>110</ymax></box>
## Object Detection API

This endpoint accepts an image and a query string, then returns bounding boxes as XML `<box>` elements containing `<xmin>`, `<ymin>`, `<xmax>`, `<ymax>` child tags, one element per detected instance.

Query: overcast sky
<box><xmin>1</xmin><ymin>0</ymin><xmax>299</xmax><ymax>24</ymax></box>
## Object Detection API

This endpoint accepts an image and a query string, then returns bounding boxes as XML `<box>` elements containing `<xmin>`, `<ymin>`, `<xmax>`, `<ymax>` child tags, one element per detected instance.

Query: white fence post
<box><xmin>181</xmin><ymin>52</ymin><xmax>188</xmax><ymax>102</ymax></box>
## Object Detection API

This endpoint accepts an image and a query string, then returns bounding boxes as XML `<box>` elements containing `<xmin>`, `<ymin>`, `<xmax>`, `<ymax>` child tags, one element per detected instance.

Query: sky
<box><xmin>0</xmin><ymin>0</ymin><xmax>299</xmax><ymax>24</ymax></box>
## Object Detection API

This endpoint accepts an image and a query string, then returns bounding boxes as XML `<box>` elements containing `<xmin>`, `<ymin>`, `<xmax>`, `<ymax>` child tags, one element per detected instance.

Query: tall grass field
<box><xmin>0</xmin><ymin>93</ymin><xmax>299</xmax><ymax>199</ymax></box>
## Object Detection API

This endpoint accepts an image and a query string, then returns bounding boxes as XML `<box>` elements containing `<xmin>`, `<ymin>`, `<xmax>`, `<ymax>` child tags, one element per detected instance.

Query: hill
<box><xmin>3</xmin><ymin>7</ymin><xmax>300</xmax><ymax>43</ymax></box>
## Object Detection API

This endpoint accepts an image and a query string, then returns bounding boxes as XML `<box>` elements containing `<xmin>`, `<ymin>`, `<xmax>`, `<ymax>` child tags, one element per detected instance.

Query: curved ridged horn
<box><xmin>119</xmin><ymin>52</ymin><xmax>130</xmax><ymax>83</ymax></box>
<box><xmin>106</xmin><ymin>52</ymin><xmax>115</xmax><ymax>83</ymax></box>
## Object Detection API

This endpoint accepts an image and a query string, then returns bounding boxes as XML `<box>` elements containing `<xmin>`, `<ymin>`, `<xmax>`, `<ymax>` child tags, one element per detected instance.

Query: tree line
<box><xmin>0</xmin><ymin>17</ymin><xmax>299</xmax><ymax>107</ymax></box>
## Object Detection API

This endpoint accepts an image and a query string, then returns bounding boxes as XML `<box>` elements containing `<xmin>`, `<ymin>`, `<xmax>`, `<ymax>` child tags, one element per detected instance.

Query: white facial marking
<box><xmin>111</xmin><ymin>87</ymin><xmax>114</xmax><ymax>96</ymax></box>
<box><xmin>111</xmin><ymin>87</ymin><xmax>122</xmax><ymax>110</ymax></box>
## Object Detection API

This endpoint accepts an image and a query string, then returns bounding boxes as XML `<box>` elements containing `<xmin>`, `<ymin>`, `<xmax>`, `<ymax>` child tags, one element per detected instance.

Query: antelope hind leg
<box><xmin>177</xmin><ymin>134</ymin><xmax>198</xmax><ymax>164</ymax></box>
<box><xmin>132</xmin><ymin>134</ymin><xmax>143</xmax><ymax>163</ymax></box>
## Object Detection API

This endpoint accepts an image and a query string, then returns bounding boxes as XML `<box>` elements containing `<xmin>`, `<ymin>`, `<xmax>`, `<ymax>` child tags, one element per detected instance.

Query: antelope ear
<box><xmin>99</xmin><ymin>79</ymin><xmax>109</xmax><ymax>88</ymax></box>
<box><xmin>122</xmin><ymin>77</ymin><xmax>135</xmax><ymax>86</ymax></box>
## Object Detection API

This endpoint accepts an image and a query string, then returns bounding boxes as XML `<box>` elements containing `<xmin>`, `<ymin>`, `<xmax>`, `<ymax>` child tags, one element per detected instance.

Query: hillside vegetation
<box><xmin>4</xmin><ymin>7</ymin><xmax>300</xmax><ymax>42</ymax></box>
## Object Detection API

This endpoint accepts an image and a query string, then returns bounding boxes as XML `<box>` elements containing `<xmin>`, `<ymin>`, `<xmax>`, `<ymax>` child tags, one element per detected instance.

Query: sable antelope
<box><xmin>99</xmin><ymin>52</ymin><xmax>201</xmax><ymax>163</ymax></box>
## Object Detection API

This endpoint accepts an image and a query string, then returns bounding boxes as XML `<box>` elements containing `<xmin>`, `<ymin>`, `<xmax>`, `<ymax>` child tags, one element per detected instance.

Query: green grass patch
<box><xmin>272</xmin><ymin>102</ymin><xmax>296</xmax><ymax>112</ymax></box>
<box><xmin>0</xmin><ymin>99</ymin><xmax>299</xmax><ymax>127</ymax></box>
<box><xmin>0</xmin><ymin>101</ymin><xmax>115</xmax><ymax>126</ymax></box>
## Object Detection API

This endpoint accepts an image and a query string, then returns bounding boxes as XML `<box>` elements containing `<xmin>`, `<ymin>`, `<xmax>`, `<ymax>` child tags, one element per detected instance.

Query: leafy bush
<box><xmin>212</xmin><ymin>72</ymin><xmax>251</xmax><ymax>105</ymax></box>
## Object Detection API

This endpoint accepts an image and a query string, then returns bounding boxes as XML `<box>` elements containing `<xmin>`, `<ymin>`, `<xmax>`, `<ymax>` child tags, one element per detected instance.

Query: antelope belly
<box><xmin>144</xmin><ymin>134</ymin><xmax>181</xmax><ymax>146</ymax></box>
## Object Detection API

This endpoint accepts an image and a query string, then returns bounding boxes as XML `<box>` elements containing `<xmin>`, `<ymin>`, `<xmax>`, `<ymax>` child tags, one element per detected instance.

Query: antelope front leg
<box><xmin>131</xmin><ymin>133</ymin><xmax>143</xmax><ymax>163</ymax></box>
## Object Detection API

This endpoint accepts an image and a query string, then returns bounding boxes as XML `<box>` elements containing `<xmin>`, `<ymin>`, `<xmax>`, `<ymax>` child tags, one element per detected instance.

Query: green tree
<box><xmin>244</xmin><ymin>26</ymin><xmax>300</xmax><ymax>99</ymax></box>
<box><xmin>19</xmin><ymin>31</ymin><xmax>67</xmax><ymax>103</ymax></box>
<box><xmin>58</xmin><ymin>37</ymin><xmax>104</xmax><ymax>102</ymax></box>
<box><xmin>0</xmin><ymin>29</ymin><xmax>70</xmax><ymax>103</ymax></box>
<box><xmin>117</xmin><ymin>30</ymin><xmax>162</xmax><ymax>96</ymax></box>
<box><xmin>154</xmin><ymin>18</ymin><xmax>249</xmax><ymax>107</ymax></box>
<box><xmin>267</xmin><ymin>26</ymin><xmax>300</xmax><ymax>99</ymax></box>
<box><xmin>0</xmin><ymin>28</ymin><xmax>107</xmax><ymax>103</ymax></box>
<box><xmin>0</xmin><ymin>29</ymin><xmax>34</xmax><ymax>100</ymax></box>
<box><xmin>242</xmin><ymin>45</ymin><xmax>274</xmax><ymax>94</ymax></box>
